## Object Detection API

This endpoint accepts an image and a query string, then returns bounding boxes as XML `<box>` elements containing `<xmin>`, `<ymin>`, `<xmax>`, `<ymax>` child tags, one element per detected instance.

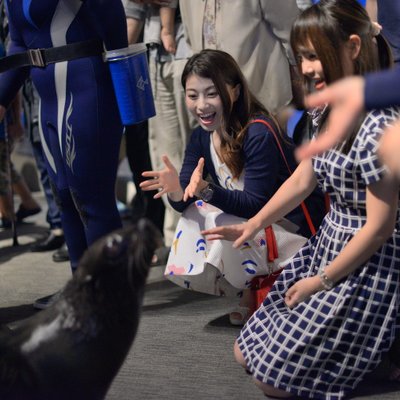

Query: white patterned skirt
<box><xmin>164</xmin><ymin>201</ymin><xmax>307</xmax><ymax>296</ymax></box>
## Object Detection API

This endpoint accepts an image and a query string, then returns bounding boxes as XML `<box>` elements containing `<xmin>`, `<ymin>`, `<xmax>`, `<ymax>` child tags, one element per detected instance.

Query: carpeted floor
<box><xmin>1</xmin><ymin>200</ymin><xmax>399</xmax><ymax>400</ymax></box>
<box><xmin>106</xmin><ymin>279</ymin><xmax>400</xmax><ymax>400</ymax></box>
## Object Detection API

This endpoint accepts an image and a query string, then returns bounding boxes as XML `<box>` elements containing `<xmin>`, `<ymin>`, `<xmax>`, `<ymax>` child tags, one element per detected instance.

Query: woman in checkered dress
<box><xmin>204</xmin><ymin>1</ymin><xmax>400</xmax><ymax>398</ymax></box>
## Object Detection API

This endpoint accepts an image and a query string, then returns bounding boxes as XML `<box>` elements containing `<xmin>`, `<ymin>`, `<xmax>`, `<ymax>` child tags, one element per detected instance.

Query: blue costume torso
<box><xmin>0</xmin><ymin>0</ymin><xmax>128</xmax><ymax>270</ymax></box>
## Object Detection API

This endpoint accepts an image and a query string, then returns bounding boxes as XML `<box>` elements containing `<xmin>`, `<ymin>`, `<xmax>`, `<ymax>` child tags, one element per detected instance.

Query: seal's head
<box><xmin>76</xmin><ymin>218</ymin><xmax>162</xmax><ymax>288</ymax></box>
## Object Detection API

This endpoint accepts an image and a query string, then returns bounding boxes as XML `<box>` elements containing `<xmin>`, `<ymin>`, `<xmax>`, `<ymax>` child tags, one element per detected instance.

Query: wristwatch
<box><xmin>199</xmin><ymin>183</ymin><xmax>214</xmax><ymax>203</ymax></box>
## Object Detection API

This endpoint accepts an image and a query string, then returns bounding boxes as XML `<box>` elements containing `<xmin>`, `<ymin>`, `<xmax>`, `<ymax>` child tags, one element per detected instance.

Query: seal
<box><xmin>0</xmin><ymin>219</ymin><xmax>162</xmax><ymax>400</ymax></box>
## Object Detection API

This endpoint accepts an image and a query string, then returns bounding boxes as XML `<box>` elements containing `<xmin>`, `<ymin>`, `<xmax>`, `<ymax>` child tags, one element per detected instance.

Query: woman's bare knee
<box><xmin>233</xmin><ymin>340</ymin><xmax>247</xmax><ymax>368</ymax></box>
<box><xmin>254</xmin><ymin>379</ymin><xmax>292</xmax><ymax>398</ymax></box>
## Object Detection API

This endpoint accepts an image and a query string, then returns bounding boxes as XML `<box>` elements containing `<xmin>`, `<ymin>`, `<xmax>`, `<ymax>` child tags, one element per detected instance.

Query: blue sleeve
<box><xmin>169</xmin><ymin>121</ymin><xmax>287</xmax><ymax>219</ymax></box>
<box><xmin>209</xmin><ymin>124</ymin><xmax>281</xmax><ymax>219</ymax></box>
<box><xmin>365</xmin><ymin>66</ymin><xmax>400</xmax><ymax>110</ymax></box>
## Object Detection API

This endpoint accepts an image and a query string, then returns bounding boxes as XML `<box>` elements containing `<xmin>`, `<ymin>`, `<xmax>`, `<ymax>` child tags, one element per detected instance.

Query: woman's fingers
<box><xmin>162</xmin><ymin>154</ymin><xmax>176</xmax><ymax>171</ymax></box>
<box><xmin>142</xmin><ymin>170</ymin><xmax>159</xmax><ymax>179</ymax></box>
<box><xmin>202</xmin><ymin>226</ymin><xmax>227</xmax><ymax>236</ymax></box>
<box><xmin>183</xmin><ymin>187</ymin><xmax>190</xmax><ymax>202</ymax></box>
<box><xmin>153</xmin><ymin>188</ymin><xmax>166</xmax><ymax>199</ymax></box>
<box><xmin>203</xmin><ymin>233</ymin><xmax>225</xmax><ymax>241</ymax></box>
<box><xmin>232</xmin><ymin>234</ymin><xmax>248</xmax><ymax>249</ymax></box>
<box><xmin>183</xmin><ymin>185</ymin><xmax>195</xmax><ymax>202</ymax></box>
<box><xmin>140</xmin><ymin>181</ymin><xmax>159</xmax><ymax>191</ymax></box>
<box><xmin>284</xmin><ymin>288</ymin><xmax>297</xmax><ymax>308</ymax></box>
<box><xmin>197</xmin><ymin>157</ymin><xmax>205</xmax><ymax>172</ymax></box>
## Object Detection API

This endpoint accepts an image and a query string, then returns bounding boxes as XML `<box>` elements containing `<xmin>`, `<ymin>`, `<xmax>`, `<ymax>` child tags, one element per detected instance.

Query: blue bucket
<box><xmin>106</xmin><ymin>43</ymin><xmax>156</xmax><ymax>125</ymax></box>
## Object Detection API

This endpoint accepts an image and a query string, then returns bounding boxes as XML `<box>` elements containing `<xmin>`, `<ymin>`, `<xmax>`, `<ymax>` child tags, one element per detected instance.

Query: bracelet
<box><xmin>319</xmin><ymin>270</ymin><xmax>334</xmax><ymax>290</ymax></box>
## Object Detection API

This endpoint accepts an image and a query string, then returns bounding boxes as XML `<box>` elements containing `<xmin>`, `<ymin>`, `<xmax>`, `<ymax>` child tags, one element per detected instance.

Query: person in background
<box><xmin>179</xmin><ymin>0</ymin><xmax>301</xmax><ymax>117</ymax></box>
<box><xmin>0</xmin><ymin>0</ymin><xmax>129</xmax><ymax>308</ymax></box>
<box><xmin>0</xmin><ymin>92</ymin><xmax>41</xmax><ymax>229</ymax></box>
<box><xmin>203</xmin><ymin>1</ymin><xmax>400</xmax><ymax>397</ymax></box>
<box><xmin>127</xmin><ymin>0</ymin><xmax>197</xmax><ymax>263</ymax></box>
<box><xmin>0</xmin><ymin>6</ymin><xmax>40</xmax><ymax>230</ymax></box>
<box><xmin>141</xmin><ymin>49</ymin><xmax>325</xmax><ymax>326</ymax></box>
<box><xmin>123</xmin><ymin>0</ymin><xmax>165</xmax><ymax>242</ymax></box>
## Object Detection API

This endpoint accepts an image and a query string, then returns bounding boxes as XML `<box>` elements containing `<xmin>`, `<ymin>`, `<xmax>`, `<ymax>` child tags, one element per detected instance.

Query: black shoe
<box><xmin>52</xmin><ymin>243</ymin><xmax>70</xmax><ymax>262</ymax></box>
<box><xmin>16</xmin><ymin>205</ymin><xmax>41</xmax><ymax>222</ymax></box>
<box><xmin>33</xmin><ymin>291</ymin><xmax>61</xmax><ymax>310</ymax></box>
<box><xmin>31</xmin><ymin>232</ymin><xmax>65</xmax><ymax>252</ymax></box>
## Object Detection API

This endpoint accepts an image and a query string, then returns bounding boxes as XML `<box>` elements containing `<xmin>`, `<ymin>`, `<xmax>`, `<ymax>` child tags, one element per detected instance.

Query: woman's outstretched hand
<box><xmin>140</xmin><ymin>155</ymin><xmax>181</xmax><ymax>199</ymax></box>
<box><xmin>183</xmin><ymin>157</ymin><xmax>209</xmax><ymax>201</ymax></box>
<box><xmin>297</xmin><ymin>76</ymin><xmax>364</xmax><ymax>160</ymax></box>
<box><xmin>202</xmin><ymin>219</ymin><xmax>259</xmax><ymax>249</ymax></box>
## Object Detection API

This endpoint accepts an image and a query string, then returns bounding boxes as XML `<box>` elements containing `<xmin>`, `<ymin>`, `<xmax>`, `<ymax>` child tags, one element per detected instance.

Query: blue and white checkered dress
<box><xmin>238</xmin><ymin>107</ymin><xmax>400</xmax><ymax>400</ymax></box>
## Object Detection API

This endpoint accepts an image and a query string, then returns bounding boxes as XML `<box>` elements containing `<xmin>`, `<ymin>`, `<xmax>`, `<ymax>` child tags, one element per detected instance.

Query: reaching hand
<box><xmin>202</xmin><ymin>219</ymin><xmax>259</xmax><ymax>249</ymax></box>
<box><xmin>284</xmin><ymin>276</ymin><xmax>322</xmax><ymax>308</ymax></box>
<box><xmin>140</xmin><ymin>155</ymin><xmax>181</xmax><ymax>199</ymax></box>
<box><xmin>296</xmin><ymin>76</ymin><xmax>365</xmax><ymax>160</ymax></box>
<box><xmin>183</xmin><ymin>157</ymin><xmax>208</xmax><ymax>202</ymax></box>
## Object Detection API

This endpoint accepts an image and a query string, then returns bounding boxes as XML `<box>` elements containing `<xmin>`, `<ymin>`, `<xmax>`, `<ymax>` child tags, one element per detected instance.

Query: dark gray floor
<box><xmin>1</xmin><ymin>195</ymin><xmax>400</xmax><ymax>399</ymax></box>
<box><xmin>106</xmin><ymin>279</ymin><xmax>400</xmax><ymax>400</ymax></box>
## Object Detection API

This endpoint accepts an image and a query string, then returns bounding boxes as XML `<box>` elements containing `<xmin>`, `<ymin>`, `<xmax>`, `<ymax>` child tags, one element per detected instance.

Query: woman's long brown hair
<box><xmin>290</xmin><ymin>0</ymin><xmax>393</xmax><ymax>152</ymax></box>
<box><xmin>181</xmin><ymin>49</ymin><xmax>277</xmax><ymax>178</ymax></box>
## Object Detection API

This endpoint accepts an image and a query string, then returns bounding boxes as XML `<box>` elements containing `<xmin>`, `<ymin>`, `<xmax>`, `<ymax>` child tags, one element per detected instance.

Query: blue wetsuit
<box><xmin>0</xmin><ymin>0</ymin><xmax>128</xmax><ymax>270</ymax></box>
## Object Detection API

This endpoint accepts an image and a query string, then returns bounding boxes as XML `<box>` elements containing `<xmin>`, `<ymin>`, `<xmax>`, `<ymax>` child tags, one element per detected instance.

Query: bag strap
<box><xmin>251</xmin><ymin>118</ymin><xmax>317</xmax><ymax>236</ymax></box>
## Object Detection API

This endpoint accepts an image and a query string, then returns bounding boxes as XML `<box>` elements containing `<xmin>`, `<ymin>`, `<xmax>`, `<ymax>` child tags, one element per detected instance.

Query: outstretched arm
<box><xmin>202</xmin><ymin>159</ymin><xmax>317</xmax><ymax>247</ymax></box>
<box><xmin>366</xmin><ymin>0</ymin><xmax>377</xmax><ymax>21</ymax></box>
<box><xmin>285</xmin><ymin>170</ymin><xmax>398</xmax><ymax>307</ymax></box>
<box><xmin>299</xmin><ymin>65</ymin><xmax>400</xmax><ymax>160</ymax></box>
<box><xmin>298</xmin><ymin>76</ymin><xmax>365</xmax><ymax>160</ymax></box>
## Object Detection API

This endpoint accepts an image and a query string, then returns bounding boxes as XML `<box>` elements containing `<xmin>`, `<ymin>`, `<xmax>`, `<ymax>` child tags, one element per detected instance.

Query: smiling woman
<box><xmin>200</xmin><ymin>1</ymin><xmax>400</xmax><ymax>398</ymax></box>
<box><xmin>140</xmin><ymin>49</ymin><xmax>325</xmax><ymax>326</ymax></box>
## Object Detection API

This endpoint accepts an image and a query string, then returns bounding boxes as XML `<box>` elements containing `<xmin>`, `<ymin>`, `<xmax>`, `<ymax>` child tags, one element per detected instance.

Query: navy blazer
<box><xmin>169</xmin><ymin>117</ymin><xmax>326</xmax><ymax>237</ymax></box>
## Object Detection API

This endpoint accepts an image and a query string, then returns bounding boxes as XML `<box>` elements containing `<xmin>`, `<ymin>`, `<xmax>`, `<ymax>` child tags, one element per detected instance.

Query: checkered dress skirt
<box><xmin>238</xmin><ymin>108</ymin><xmax>400</xmax><ymax>399</ymax></box>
